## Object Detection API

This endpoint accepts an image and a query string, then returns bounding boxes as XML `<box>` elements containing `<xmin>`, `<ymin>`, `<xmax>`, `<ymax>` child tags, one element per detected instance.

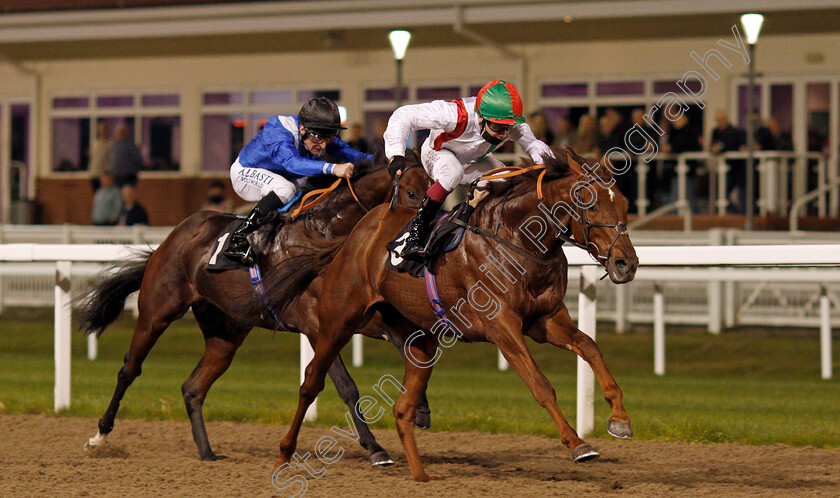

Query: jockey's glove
<box><xmin>388</xmin><ymin>155</ymin><xmax>406</xmax><ymax>179</ymax></box>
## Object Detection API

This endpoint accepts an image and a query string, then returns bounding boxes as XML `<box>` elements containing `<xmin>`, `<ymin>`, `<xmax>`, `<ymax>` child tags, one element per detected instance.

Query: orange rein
<box><xmin>477</xmin><ymin>164</ymin><xmax>549</xmax><ymax>200</ymax></box>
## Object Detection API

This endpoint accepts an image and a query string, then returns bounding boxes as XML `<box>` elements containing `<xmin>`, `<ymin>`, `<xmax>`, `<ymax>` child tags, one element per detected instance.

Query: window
<box><xmin>201</xmin><ymin>88</ymin><xmax>341</xmax><ymax>173</ymax></box>
<box><xmin>50</xmin><ymin>92</ymin><xmax>181</xmax><ymax>173</ymax></box>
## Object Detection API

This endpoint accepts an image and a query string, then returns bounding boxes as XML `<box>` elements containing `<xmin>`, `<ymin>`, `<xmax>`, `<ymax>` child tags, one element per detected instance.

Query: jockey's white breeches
<box><xmin>230</xmin><ymin>158</ymin><xmax>299</xmax><ymax>203</ymax></box>
<box><xmin>420</xmin><ymin>140</ymin><xmax>506</xmax><ymax>192</ymax></box>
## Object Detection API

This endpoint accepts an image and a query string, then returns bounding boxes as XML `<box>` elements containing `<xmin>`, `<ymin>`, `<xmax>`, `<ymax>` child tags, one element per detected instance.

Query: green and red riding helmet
<box><xmin>475</xmin><ymin>80</ymin><xmax>526</xmax><ymax>124</ymax></box>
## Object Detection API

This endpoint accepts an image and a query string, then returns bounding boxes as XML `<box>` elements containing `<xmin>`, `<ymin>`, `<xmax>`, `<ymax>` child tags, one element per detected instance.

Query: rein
<box><xmin>290</xmin><ymin>177</ymin><xmax>368</xmax><ymax>219</ymax></box>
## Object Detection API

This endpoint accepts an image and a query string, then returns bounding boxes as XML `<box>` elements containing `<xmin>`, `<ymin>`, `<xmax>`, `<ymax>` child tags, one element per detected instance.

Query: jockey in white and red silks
<box><xmin>384</xmin><ymin>79</ymin><xmax>553</xmax><ymax>261</ymax></box>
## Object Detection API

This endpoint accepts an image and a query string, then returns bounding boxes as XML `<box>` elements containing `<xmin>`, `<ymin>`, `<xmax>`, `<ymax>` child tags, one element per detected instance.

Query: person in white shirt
<box><xmin>384</xmin><ymin>80</ymin><xmax>552</xmax><ymax>261</ymax></box>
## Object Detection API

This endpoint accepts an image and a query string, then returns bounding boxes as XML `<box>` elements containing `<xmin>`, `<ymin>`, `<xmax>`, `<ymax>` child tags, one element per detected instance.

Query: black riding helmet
<box><xmin>298</xmin><ymin>97</ymin><xmax>346</xmax><ymax>138</ymax></box>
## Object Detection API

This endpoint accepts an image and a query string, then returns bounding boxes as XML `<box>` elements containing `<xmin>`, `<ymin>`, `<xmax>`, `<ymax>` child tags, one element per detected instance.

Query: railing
<box><xmin>790</xmin><ymin>178</ymin><xmax>840</xmax><ymax>232</ymax></box>
<box><xmin>636</xmin><ymin>150</ymin><xmax>830</xmax><ymax>221</ymax></box>
<box><xmin>5</xmin><ymin>242</ymin><xmax>836</xmax><ymax>440</ymax></box>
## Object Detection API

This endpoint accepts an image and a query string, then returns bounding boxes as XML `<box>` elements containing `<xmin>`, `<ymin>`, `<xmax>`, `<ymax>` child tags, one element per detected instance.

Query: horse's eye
<box><xmin>588</xmin><ymin>204</ymin><xmax>597</xmax><ymax>212</ymax></box>
<box><xmin>408</xmin><ymin>191</ymin><xmax>417</xmax><ymax>199</ymax></box>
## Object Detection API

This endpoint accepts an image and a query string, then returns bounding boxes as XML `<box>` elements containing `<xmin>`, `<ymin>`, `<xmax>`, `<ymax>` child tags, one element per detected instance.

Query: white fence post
<box><xmin>497</xmin><ymin>349</ymin><xmax>509</xmax><ymax>371</ymax></box>
<box><xmin>820</xmin><ymin>287</ymin><xmax>833</xmax><ymax>380</ymax></box>
<box><xmin>87</xmin><ymin>334</ymin><xmax>98</xmax><ymax>361</ymax></box>
<box><xmin>352</xmin><ymin>334</ymin><xmax>363</xmax><ymax>367</ymax></box>
<box><xmin>54</xmin><ymin>261</ymin><xmax>72</xmax><ymax>412</ymax></box>
<box><xmin>615</xmin><ymin>284</ymin><xmax>627</xmax><ymax>334</ymax></box>
<box><xmin>653</xmin><ymin>283</ymin><xmax>666</xmax><ymax>376</ymax></box>
<box><xmin>576</xmin><ymin>265</ymin><xmax>597</xmax><ymax>437</ymax></box>
<box><xmin>300</xmin><ymin>334</ymin><xmax>317</xmax><ymax>422</ymax></box>
<box><xmin>707</xmin><ymin>229</ymin><xmax>724</xmax><ymax>335</ymax></box>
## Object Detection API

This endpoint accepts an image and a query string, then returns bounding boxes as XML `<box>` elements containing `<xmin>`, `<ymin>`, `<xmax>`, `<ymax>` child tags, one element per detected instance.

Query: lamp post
<box><xmin>388</xmin><ymin>30</ymin><xmax>412</xmax><ymax>107</ymax></box>
<box><xmin>741</xmin><ymin>13</ymin><xmax>764</xmax><ymax>230</ymax></box>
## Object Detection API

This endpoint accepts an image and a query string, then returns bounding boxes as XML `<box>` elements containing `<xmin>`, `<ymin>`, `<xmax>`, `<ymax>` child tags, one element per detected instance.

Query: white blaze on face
<box><xmin>608</xmin><ymin>188</ymin><xmax>615</xmax><ymax>202</ymax></box>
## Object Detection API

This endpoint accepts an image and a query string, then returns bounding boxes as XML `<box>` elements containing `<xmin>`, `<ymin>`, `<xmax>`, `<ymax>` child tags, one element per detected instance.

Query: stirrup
<box><xmin>400</xmin><ymin>243</ymin><xmax>431</xmax><ymax>262</ymax></box>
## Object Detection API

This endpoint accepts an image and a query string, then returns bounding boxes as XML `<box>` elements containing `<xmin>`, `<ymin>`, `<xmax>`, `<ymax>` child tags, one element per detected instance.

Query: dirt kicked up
<box><xmin>1</xmin><ymin>414</ymin><xmax>838</xmax><ymax>497</ymax></box>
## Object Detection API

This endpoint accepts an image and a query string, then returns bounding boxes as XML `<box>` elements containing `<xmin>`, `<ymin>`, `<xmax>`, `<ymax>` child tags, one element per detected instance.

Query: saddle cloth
<box><xmin>385</xmin><ymin>203</ymin><xmax>471</xmax><ymax>278</ymax></box>
<box><xmin>206</xmin><ymin>219</ymin><xmax>252</xmax><ymax>272</ymax></box>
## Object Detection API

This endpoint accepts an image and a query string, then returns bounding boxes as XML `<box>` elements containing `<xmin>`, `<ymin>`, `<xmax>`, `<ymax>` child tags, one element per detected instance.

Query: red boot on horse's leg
<box><xmin>224</xmin><ymin>191</ymin><xmax>284</xmax><ymax>266</ymax></box>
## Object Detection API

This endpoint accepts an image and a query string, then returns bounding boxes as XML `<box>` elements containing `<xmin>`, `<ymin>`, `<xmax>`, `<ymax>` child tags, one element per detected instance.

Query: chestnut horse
<box><xmin>77</xmin><ymin>155</ymin><xmax>432</xmax><ymax>465</ymax></box>
<box><xmin>268</xmin><ymin>148</ymin><xmax>639</xmax><ymax>481</ymax></box>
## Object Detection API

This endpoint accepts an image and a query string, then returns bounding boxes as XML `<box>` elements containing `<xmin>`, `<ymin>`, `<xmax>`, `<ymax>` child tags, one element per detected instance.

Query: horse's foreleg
<box><xmin>535</xmin><ymin>310</ymin><xmax>632</xmax><ymax>439</ymax></box>
<box><xmin>325</xmin><ymin>347</ymin><xmax>394</xmax><ymax>466</ymax></box>
<box><xmin>488</xmin><ymin>310</ymin><xmax>597</xmax><ymax>462</ymax></box>
<box><xmin>366</xmin><ymin>314</ymin><xmax>432</xmax><ymax>429</ymax></box>
<box><xmin>393</xmin><ymin>328</ymin><xmax>439</xmax><ymax>482</ymax></box>
<box><xmin>275</xmin><ymin>323</ymin><xmax>357</xmax><ymax>470</ymax></box>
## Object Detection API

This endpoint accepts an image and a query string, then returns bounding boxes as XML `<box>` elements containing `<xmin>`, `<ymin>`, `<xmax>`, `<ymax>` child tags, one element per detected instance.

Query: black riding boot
<box><xmin>224</xmin><ymin>191</ymin><xmax>284</xmax><ymax>266</ymax></box>
<box><xmin>400</xmin><ymin>194</ymin><xmax>443</xmax><ymax>261</ymax></box>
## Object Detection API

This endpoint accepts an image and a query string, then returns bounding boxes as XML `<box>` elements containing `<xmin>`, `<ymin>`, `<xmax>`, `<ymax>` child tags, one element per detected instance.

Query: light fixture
<box><xmin>740</xmin><ymin>13</ymin><xmax>764</xmax><ymax>45</ymax></box>
<box><xmin>388</xmin><ymin>30</ymin><xmax>412</xmax><ymax>61</ymax></box>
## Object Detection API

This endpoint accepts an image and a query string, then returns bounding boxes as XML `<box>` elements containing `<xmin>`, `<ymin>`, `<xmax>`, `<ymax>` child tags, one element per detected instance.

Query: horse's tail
<box><xmin>76</xmin><ymin>249</ymin><xmax>153</xmax><ymax>337</ymax></box>
<box><xmin>263</xmin><ymin>235</ymin><xmax>349</xmax><ymax>314</ymax></box>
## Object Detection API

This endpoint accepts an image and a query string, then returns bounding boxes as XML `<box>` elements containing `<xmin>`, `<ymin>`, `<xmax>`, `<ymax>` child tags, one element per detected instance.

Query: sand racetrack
<box><xmin>1</xmin><ymin>414</ymin><xmax>838</xmax><ymax>497</ymax></box>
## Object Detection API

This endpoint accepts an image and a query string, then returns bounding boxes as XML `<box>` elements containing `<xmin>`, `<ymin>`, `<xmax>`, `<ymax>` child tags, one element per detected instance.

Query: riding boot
<box><xmin>224</xmin><ymin>191</ymin><xmax>284</xmax><ymax>266</ymax></box>
<box><xmin>400</xmin><ymin>194</ymin><xmax>443</xmax><ymax>261</ymax></box>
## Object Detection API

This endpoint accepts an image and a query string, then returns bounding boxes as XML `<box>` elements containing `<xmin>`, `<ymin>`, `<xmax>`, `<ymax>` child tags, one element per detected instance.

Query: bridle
<box><xmin>389</xmin><ymin>163</ymin><xmax>422</xmax><ymax>211</ymax></box>
<box><xmin>461</xmin><ymin>161</ymin><xmax>628</xmax><ymax>266</ymax></box>
<box><xmin>563</xmin><ymin>177</ymin><xmax>628</xmax><ymax>264</ymax></box>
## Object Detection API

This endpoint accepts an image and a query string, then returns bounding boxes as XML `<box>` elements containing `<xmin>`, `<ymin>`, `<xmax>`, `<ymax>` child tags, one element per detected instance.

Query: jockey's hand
<box><xmin>333</xmin><ymin>162</ymin><xmax>355</xmax><ymax>178</ymax></box>
<box><xmin>388</xmin><ymin>155</ymin><xmax>406</xmax><ymax>179</ymax></box>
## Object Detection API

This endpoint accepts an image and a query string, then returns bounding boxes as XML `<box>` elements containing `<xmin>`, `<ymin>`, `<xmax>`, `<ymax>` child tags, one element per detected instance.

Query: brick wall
<box><xmin>35</xmin><ymin>177</ymin><xmax>246</xmax><ymax>226</ymax></box>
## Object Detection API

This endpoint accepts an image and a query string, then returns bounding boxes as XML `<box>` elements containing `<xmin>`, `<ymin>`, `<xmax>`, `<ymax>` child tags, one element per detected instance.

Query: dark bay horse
<box><xmin>78</xmin><ymin>156</ymin><xmax>432</xmax><ymax>465</ymax></box>
<box><xmin>269</xmin><ymin>148</ymin><xmax>639</xmax><ymax>481</ymax></box>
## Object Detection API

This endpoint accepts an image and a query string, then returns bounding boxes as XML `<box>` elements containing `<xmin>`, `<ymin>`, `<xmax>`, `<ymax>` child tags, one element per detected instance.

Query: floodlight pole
<box><xmin>745</xmin><ymin>42</ymin><xmax>756</xmax><ymax>231</ymax></box>
<box><xmin>396</xmin><ymin>57</ymin><xmax>404</xmax><ymax>107</ymax></box>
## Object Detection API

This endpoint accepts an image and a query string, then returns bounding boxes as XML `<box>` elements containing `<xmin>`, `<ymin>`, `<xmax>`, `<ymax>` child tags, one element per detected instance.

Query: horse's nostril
<box><xmin>614</xmin><ymin>259</ymin><xmax>628</xmax><ymax>270</ymax></box>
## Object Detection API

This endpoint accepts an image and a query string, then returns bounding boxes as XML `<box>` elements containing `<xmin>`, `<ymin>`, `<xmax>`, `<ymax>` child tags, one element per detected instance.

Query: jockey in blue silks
<box><xmin>225</xmin><ymin>97</ymin><xmax>372</xmax><ymax>265</ymax></box>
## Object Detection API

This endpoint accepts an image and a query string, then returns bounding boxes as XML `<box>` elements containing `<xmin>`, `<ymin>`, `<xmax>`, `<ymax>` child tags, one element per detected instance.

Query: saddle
<box><xmin>385</xmin><ymin>201</ymin><xmax>473</xmax><ymax>278</ymax></box>
<box><xmin>206</xmin><ymin>192</ymin><xmax>303</xmax><ymax>273</ymax></box>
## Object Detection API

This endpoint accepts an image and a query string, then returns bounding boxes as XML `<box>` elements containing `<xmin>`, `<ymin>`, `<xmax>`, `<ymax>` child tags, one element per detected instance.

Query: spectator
<box><xmin>201</xmin><ymin>179</ymin><xmax>235</xmax><ymax>213</ymax></box>
<box><xmin>663</xmin><ymin>114</ymin><xmax>701</xmax><ymax>209</ymax></box>
<box><xmin>345</xmin><ymin>123</ymin><xmax>370</xmax><ymax>154</ymax></box>
<box><xmin>89</xmin><ymin>121</ymin><xmax>113</xmax><ymax>192</ymax></box>
<box><xmin>528</xmin><ymin>112</ymin><xmax>555</xmax><ymax>147</ymax></box>
<box><xmin>91</xmin><ymin>172</ymin><xmax>123</xmax><ymax>226</ymax></box>
<box><xmin>710</xmin><ymin>110</ymin><xmax>747</xmax><ymax>213</ymax></box>
<box><xmin>553</xmin><ymin>116</ymin><xmax>575</xmax><ymax>148</ymax></box>
<box><xmin>747</xmin><ymin>112</ymin><xmax>775</xmax><ymax>151</ymax></box>
<box><xmin>597</xmin><ymin>114</ymin><xmax>621</xmax><ymax>155</ymax></box>
<box><xmin>370</xmin><ymin>120</ymin><xmax>388</xmax><ymax>154</ymax></box>
<box><xmin>117</xmin><ymin>184</ymin><xmax>149</xmax><ymax>226</ymax></box>
<box><xmin>765</xmin><ymin>117</ymin><xmax>793</xmax><ymax>151</ymax></box>
<box><xmin>572</xmin><ymin>114</ymin><xmax>598</xmax><ymax>155</ymax></box>
<box><xmin>111</xmin><ymin>123</ymin><xmax>143</xmax><ymax>187</ymax></box>
<box><xmin>710</xmin><ymin>110</ymin><xmax>745</xmax><ymax>153</ymax></box>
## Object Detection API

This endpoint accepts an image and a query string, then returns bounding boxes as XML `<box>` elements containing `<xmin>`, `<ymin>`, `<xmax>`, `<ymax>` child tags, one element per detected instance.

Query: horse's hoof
<box><xmin>571</xmin><ymin>444</ymin><xmax>600</xmax><ymax>463</ymax></box>
<box><xmin>414</xmin><ymin>474</ymin><xmax>443</xmax><ymax>482</ymax></box>
<box><xmin>85</xmin><ymin>431</ymin><xmax>107</xmax><ymax>451</ymax></box>
<box><xmin>370</xmin><ymin>450</ymin><xmax>394</xmax><ymax>467</ymax></box>
<box><xmin>200</xmin><ymin>452</ymin><xmax>228</xmax><ymax>461</ymax></box>
<box><xmin>415</xmin><ymin>409</ymin><xmax>431</xmax><ymax>430</ymax></box>
<box><xmin>608</xmin><ymin>419</ymin><xmax>634</xmax><ymax>440</ymax></box>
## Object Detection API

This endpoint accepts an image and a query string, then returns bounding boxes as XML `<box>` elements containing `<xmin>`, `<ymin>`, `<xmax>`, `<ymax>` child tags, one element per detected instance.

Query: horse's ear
<box><xmin>567</xmin><ymin>153</ymin><xmax>585</xmax><ymax>175</ymax></box>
